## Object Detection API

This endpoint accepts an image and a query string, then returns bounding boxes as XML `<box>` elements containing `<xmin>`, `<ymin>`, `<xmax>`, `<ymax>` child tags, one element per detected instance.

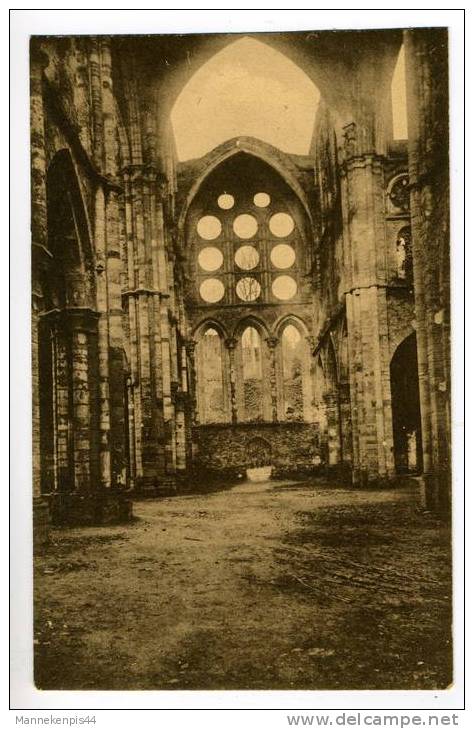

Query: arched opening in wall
<box><xmin>195</xmin><ymin>327</ymin><xmax>229</xmax><ymax>424</ymax></box>
<box><xmin>186</xmin><ymin>151</ymin><xmax>311</xmax><ymax>312</ymax></box>
<box><xmin>246</xmin><ymin>436</ymin><xmax>273</xmax><ymax>482</ymax></box>
<box><xmin>241</xmin><ymin>326</ymin><xmax>264</xmax><ymax>423</ymax></box>
<box><xmin>187</xmin><ymin>151</ymin><xmax>313</xmax><ymax>432</ymax></box>
<box><xmin>281</xmin><ymin>324</ymin><xmax>304</xmax><ymax>421</ymax></box>
<box><xmin>390</xmin><ymin>332</ymin><xmax>423</xmax><ymax>474</ymax></box>
<box><xmin>171</xmin><ymin>37</ymin><xmax>320</xmax><ymax>161</ymax></box>
<box><xmin>391</xmin><ymin>44</ymin><xmax>408</xmax><ymax>140</ymax></box>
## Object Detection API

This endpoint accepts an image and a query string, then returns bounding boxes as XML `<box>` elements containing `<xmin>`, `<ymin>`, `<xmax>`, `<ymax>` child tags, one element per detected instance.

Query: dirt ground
<box><xmin>34</xmin><ymin>478</ymin><xmax>452</xmax><ymax>691</ymax></box>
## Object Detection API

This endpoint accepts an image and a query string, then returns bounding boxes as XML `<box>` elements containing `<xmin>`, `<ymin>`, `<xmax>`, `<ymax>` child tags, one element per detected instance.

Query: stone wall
<box><xmin>192</xmin><ymin>422</ymin><xmax>321</xmax><ymax>478</ymax></box>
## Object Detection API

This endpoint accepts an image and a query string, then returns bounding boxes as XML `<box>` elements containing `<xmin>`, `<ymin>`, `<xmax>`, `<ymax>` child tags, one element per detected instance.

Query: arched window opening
<box><xmin>241</xmin><ymin>326</ymin><xmax>264</xmax><ymax>422</ymax></box>
<box><xmin>186</xmin><ymin>153</ymin><xmax>309</xmax><ymax>310</ymax></box>
<box><xmin>196</xmin><ymin>328</ymin><xmax>228</xmax><ymax>423</ymax></box>
<box><xmin>281</xmin><ymin>325</ymin><xmax>304</xmax><ymax>421</ymax></box>
<box><xmin>171</xmin><ymin>37</ymin><xmax>320</xmax><ymax>161</ymax></box>
<box><xmin>391</xmin><ymin>44</ymin><xmax>408</xmax><ymax>140</ymax></box>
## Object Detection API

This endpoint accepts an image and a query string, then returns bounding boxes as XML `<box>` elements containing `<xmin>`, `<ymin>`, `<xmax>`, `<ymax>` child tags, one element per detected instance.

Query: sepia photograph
<box><xmin>19</xmin><ymin>11</ymin><xmax>460</xmax><ymax>701</ymax></box>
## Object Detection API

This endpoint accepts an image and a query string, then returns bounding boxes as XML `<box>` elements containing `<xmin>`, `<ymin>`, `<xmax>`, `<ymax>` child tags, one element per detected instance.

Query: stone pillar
<box><xmin>266</xmin><ymin>336</ymin><xmax>279</xmax><ymax>422</ymax></box>
<box><xmin>67</xmin><ymin>309</ymin><xmax>100</xmax><ymax>492</ymax></box>
<box><xmin>324</xmin><ymin>391</ymin><xmax>341</xmax><ymax>466</ymax></box>
<box><xmin>185</xmin><ymin>339</ymin><xmax>198</xmax><ymax>425</ymax></box>
<box><xmin>106</xmin><ymin>188</ymin><xmax>128</xmax><ymax>488</ymax></box>
<box><xmin>89</xmin><ymin>37</ymin><xmax>104</xmax><ymax>170</ymax></box>
<box><xmin>303</xmin><ymin>337</ymin><xmax>315</xmax><ymax>423</ymax></box>
<box><xmin>339</xmin><ymin>381</ymin><xmax>353</xmax><ymax>465</ymax></box>
<box><xmin>175</xmin><ymin>389</ymin><xmax>187</xmax><ymax>472</ymax></box>
<box><xmin>122</xmin><ymin>166</ymin><xmax>166</xmax><ymax>491</ymax></box>
<box><xmin>94</xmin><ymin>184</ymin><xmax>112</xmax><ymax>489</ymax></box>
<box><xmin>175</xmin><ymin>344</ymin><xmax>188</xmax><ymax>472</ymax></box>
<box><xmin>51</xmin><ymin>318</ymin><xmax>72</xmax><ymax>491</ymax></box>
<box><xmin>125</xmin><ymin>374</ymin><xmax>136</xmax><ymax>488</ymax></box>
<box><xmin>30</xmin><ymin>42</ymin><xmax>52</xmax><ymax>545</ymax></box>
<box><xmin>225</xmin><ymin>337</ymin><xmax>238</xmax><ymax>424</ymax></box>
<box><xmin>340</xmin><ymin>127</ymin><xmax>395</xmax><ymax>485</ymax></box>
<box><xmin>30</xmin><ymin>43</ymin><xmax>49</xmax><ymax>502</ymax></box>
<box><xmin>219</xmin><ymin>337</ymin><xmax>232</xmax><ymax>422</ymax></box>
<box><xmin>404</xmin><ymin>28</ymin><xmax>451</xmax><ymax>511</ymax></box>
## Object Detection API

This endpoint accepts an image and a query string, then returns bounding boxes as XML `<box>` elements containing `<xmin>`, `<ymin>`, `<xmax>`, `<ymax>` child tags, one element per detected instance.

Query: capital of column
<box><xmin>224</xmin><ymin>337</ymin><xmax>238</xmax><ymax>351</ymax></box>
<box><xmin>266</xmin><ymin>336</ymin><xmax>279</xmax><ymax>350</ymax></box>
<box><xmin>52</xmin><ymin>307</ymin><xmax>100</xmax><ymax>334</ymax></box>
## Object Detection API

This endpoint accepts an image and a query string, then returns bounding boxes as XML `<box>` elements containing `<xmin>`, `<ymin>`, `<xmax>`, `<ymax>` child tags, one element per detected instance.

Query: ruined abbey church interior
<box><xmin>29</xmin><ymin>26</ymin><xmax>453</xmax><ymax>691</ymax></box>
<box><xmin>31</xmin><ymin>27</ymin><xmax>450</xmax><ymax>524</ymax></box>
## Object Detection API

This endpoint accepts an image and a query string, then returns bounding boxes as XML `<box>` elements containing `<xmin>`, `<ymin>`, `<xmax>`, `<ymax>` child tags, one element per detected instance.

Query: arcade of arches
<box><xmin>30</xmin><ymin>29</ymin><xmax>450</xmax><ymax>528</ymax></box>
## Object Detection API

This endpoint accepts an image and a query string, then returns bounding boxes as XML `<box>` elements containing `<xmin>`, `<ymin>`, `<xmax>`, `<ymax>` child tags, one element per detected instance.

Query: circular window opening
<box><xmin>236</xmin><ymin>277</ymin><xmax>261</xmax><ymax>302</ymax></box>
<box><xmin>272</xmin><ymin>275</ymin><xmax>297</xmax><ymax>300</ymax></box>
<box><xmin>233</xmin><ymin>213</ymin><xmax>258</xmax><ymax>239</ymax></box>
<box><xmin>271</xmin><ymin>243</ymin><xmax>296</xmax><ymax>269</ymax></box>
<box><xmin>200</xmin><ymin>278</ymin><xmax>225</xmax><ymax>303</ymax></box>
<box><xmin>269</xmin><ymin>212</ymin><xmax>294</xmax><ymax>238</ymax></box>
<box><xmin>218</xmin><ymin>193</ymin><xmax>234</xmax><ymax>210</ymax></box>
<box><xmin>197</xmin><ymin>215</ymin><xmax>222</xmax><ymax>240</ymax></box>
<box><xmin>198</xmin><ymin>246</ymin><xmax>224</xmax><ymax>272</ymax></box>
<box><xmin>235</xmin><ymin>245</ymin><xmax>259</xmax><ymax>270</ymax></box>
<box><xmin>254</xmin><ymin>192</ymin><xmax>270</xmax><ymax>208</ymax></box>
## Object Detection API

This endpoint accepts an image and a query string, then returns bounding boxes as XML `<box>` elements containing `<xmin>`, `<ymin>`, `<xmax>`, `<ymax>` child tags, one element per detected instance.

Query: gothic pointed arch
<box><xmin>45</xmin><ymin>148</ymin><xmax>96</xmax><ymax>310</ymax></box>
<box><xmin>177</xmin><ymin>137</ymin><xmax>313</xmax><ymax>232</ymax></box>
<box><xmin>170</xmin><ymin>36</ymin><xmax>320</xmax><ymax>162</ymax></box>
<box><xmin>273</xmin><ymin>313</ymin><xmax>310</xmax><ymax>340</ymax></box>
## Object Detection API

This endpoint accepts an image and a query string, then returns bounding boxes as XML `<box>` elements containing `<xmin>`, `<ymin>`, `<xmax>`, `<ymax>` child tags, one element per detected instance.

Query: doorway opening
<box><xmin>390</xmin><ymin>333</ymin><xmax>423</xmax><ymax>474</ymax></box>
<box><xmin>246</xmin><ymin>437</ymin><xmax>273</xmax><ymax>482</ymax></box>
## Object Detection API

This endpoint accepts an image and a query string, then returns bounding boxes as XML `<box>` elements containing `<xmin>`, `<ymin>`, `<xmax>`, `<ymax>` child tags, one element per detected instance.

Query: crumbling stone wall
<box><xmin>193</xmin><ymin>423</ymin><xmax>321</xmax><ymax>478</ymax></box>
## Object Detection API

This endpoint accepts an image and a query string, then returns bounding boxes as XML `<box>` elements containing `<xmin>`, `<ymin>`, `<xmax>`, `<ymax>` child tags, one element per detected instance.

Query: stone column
<box><xmin>51</xmin><ymin>317</ymin><xmax>72</xmax><ymax>491</ymax></box>
<box><xmin>175</xmin><ymin>389</ymin><xmax>187</xmax><ymax>472</ymax></box>
<box><xmin>125</xmin><ymin>374</ymin><xmax>136</xmax><ymax>488</ymax></box>
<box><xmin>266</xmin><ymin>336</ymin><xmax>279</xmax><ymax>422</ymax></box>
<box><xmin>305</xmin><ymin>336</ymin><xmax>317</xmax><ymax>422</ymax></box>
<box><xmin>340</xmin><ymin>125</ymin><xmax>395</xmax><ymax>485</ymax></box>
<box><xmin>106</xmin><ymin>188</ymin><xmax>128</xmax><ymax>488</ymax></box>
<box><xmin>30</xmin><ymin>43</ymin><xmax>49</xmax><ymax>501</ymax></box>
<box><xmin>185</xmin><ymin>339</ymin><xmax>198</xmax><ymax>425</ymax></box>
<box><xmin>339</xmin><ymin>381</ymin><xmax>353</xmax><ymax>465</ymax></box>
<box><xmin>122</xmin><ymin>166</ymin><xmax>166</xmax><ymax>491</ymax></box>
<box><xmin>94</xmin><ymin>184</ymin><xmax>111</xmax><ymax>489</ymax></box>
<box><xmin>404</xmin><ymin>28</ymin><xmax>451</xmax><ymax>511</ymax></box>
<box><xmin>219</xmin><ymin>337</ymin><xmax>232</xmax><ymax>422</ymax></box>
<box><xmin>225</xmin><ymin>337</ymin><xmax>238</xmax><ymax>424</ymax></box>
<box><xmin>66</xmin><ymin>309</ymin><xmax>99</xmax><ymax>492</ymax></box>
<box><xmin>175</xmin><ymin>344</ymin><xmax>189</xmax><ymax>472</ymax></box>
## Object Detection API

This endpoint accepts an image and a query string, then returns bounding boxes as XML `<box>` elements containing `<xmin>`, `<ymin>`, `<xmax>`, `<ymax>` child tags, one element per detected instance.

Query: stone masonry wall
<box><xmin>193</xmin><ymin>423</ymin><xmax>321</xmax><ymax>478</ymax></box>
